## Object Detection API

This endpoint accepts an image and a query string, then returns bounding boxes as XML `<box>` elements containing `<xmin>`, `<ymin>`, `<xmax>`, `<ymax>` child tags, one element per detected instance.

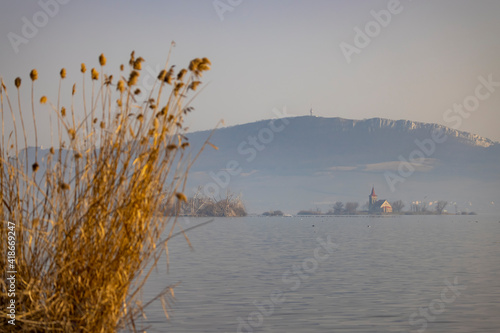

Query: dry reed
<box><xmin>0</xmin><ymin>49</ymin><xmax>213</xmax><ymax>332</ymax></box>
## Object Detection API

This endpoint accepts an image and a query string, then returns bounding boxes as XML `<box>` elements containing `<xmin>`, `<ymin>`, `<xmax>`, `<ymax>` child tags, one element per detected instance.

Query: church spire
<box><xmin>369</xmin><ymin>186</ymin><xmax>377</xmax><ymax>211</ymax></box>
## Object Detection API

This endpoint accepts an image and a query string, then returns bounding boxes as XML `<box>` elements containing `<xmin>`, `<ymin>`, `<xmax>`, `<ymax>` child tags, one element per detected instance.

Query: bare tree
<box><xmin>171</xmin><ymin>188</ymin><xmax>247</xmax><ymax>217</ymax></box>
<box><xmin>345</xmin><ymin>202</ymin><xmax>359</xmax><ymax>215</ymax></box>
<box><xmin>413</xmin><ymin>202</ymin><xmax>428</xmax><ymax>212</ymax></box>
<box><xmin>391</xmin><ymin>200</ymin><xmax>405</xmax><ymax>213</ymax></box>
<box><xmin>410</xmin><ymin>202</ymin><xmax>426</xmax><ymax>213</ymax></box>
<box><xmin>333</xmin><ymin>201</ymin><xmax>344</xmax><ymax>215</ymax></box>
<box><xmin>435</xmin><ymin>200</ymin><xmax>448</xmax><ymax>214</ymax></box>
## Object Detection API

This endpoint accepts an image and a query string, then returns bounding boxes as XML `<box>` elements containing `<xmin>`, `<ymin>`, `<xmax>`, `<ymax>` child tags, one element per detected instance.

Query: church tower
<box><xmin>369</xmin><ymin>186</ymin><xmax>377</xmax><ymax>211</ymax></box>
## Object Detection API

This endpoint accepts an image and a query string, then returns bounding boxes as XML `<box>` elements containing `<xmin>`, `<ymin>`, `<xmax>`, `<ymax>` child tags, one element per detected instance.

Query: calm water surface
<box><xmin>136</xmin><ymin>215</ymin><xmax>500</xmax><ymax>332</ymax></box>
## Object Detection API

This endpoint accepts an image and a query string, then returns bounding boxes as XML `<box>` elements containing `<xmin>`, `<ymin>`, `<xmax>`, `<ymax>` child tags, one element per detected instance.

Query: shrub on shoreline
<box><xmin>164</xmin><ymin>189</ymin><xmax>247</xmax><ymax>217</ymax></box>
<box><xmin>262</xmin><ymin>210</ymin><xmax>283</xmax><ymax>216</ymax></box>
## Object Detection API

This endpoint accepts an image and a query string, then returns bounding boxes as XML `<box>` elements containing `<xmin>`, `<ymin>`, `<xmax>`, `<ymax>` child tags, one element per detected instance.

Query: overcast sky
<box><xmin>1</xmin><ymin>0</ymin><xmax>500</xmax><ymax>147</ymax></box>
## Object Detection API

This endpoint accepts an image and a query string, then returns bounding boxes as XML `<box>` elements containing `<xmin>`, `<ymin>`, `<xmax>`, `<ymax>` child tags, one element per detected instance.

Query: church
<box><xmin>368</xmin><ymin>187</ymin><xmax>392</xmax><ymax>213</ymax></box>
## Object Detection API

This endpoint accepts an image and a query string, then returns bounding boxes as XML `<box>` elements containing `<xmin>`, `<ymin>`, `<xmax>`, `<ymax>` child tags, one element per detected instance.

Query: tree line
<box><xmin>296</xmin><ymin>200</ymin><xmax>450</xmax><ymax>215</ymax></box>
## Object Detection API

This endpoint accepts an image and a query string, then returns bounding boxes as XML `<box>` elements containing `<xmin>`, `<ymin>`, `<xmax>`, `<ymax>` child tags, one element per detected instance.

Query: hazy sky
<box><xmin>1</xmin><ymin>0</ymin><xmax>500</xmax><ymax>147</ymax></box>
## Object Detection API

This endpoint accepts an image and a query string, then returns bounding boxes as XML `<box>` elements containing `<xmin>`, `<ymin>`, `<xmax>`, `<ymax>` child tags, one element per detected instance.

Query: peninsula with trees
<box><xmin>294</xmin><ymin>186</ymin><xmax>475</xmax><ymax>216</ymax></box>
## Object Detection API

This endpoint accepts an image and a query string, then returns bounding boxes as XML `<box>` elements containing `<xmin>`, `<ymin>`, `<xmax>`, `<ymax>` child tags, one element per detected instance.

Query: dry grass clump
<box><xmin>0</xmin><ymin>49</ymin><xmax>213</xmax><ymax>332</ymax></box>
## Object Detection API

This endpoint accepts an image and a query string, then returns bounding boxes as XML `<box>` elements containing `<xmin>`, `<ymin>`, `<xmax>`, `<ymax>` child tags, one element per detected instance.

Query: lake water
<box><xmin>136</xmin><ymin>215</ymin><xmax>500</xmax><ymax>332</ymax></box>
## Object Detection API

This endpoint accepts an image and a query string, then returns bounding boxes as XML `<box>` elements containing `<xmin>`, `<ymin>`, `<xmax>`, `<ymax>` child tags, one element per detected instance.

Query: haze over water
<box><xmin>139</xmin><ymin>215</ymin><xmax>500</xmax><ymax>332</ymax></box>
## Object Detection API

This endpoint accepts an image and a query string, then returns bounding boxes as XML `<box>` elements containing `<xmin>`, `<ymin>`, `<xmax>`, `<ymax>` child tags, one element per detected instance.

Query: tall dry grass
<box><xmin>0</xmin><ymin>50</ymin><xmax>213</xmax><ymax>332</ymax></box>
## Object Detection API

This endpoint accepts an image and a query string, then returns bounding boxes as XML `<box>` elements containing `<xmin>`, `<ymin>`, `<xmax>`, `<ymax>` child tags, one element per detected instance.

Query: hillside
<box><xmin>185</xmin><ymin>116</ymin><xmax>500</xmax><ymax>214</ymax></box>
<box><xmin>16</xmin><ymin>116</ymin><xmax>500</xmax><ymax>214</ymax></box>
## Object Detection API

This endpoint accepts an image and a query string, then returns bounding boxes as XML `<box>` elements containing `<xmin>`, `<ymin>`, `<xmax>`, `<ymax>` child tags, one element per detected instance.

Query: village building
<box><xmin>368</xmin><ymin>186</ymin><xmax>392</xmax><ymax>213</ymax></box>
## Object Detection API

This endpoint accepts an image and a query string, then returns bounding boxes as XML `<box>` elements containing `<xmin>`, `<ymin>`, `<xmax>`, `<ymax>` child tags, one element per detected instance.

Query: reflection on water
<box><xmin>136</xmin><ymin>215</ymin><xmax>500</xmax><ymax>332</ymax></box>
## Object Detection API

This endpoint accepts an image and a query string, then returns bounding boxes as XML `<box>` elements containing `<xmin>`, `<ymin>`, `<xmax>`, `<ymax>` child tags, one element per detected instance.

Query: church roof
<box><xmin>370</xmin><ymin>186</ymin><xmax>376</xmax><ymax>196</ymax></box>
<box><xmin>373</xmin><ymin>199</ymin><xmax>391</xmax><ymax>208</ymax></box>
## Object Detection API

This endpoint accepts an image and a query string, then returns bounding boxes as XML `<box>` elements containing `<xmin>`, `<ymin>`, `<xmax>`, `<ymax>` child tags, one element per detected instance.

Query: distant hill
<box><xmin>17</xmin><ymin>116</ymin><xmax>500</xmax><ymax>214</ymax></box>
<box><xmin>184</xmin><ymin>116</ymin><xmax>500</xmax><ymax>214</ymax></box>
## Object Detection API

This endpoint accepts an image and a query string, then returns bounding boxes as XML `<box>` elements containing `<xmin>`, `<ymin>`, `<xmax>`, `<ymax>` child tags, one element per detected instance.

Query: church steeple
<box><xmin>369</xmin><ymin>186</ymin><xmax>378</xmax><ymax>211</ymax></box>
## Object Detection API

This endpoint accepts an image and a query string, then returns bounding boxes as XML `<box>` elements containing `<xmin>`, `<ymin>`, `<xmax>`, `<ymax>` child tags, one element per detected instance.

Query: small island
<box><xmin>289</xmin><ymin>187</ymin><xmax>476</xmax><ymax>217</ymax></box>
